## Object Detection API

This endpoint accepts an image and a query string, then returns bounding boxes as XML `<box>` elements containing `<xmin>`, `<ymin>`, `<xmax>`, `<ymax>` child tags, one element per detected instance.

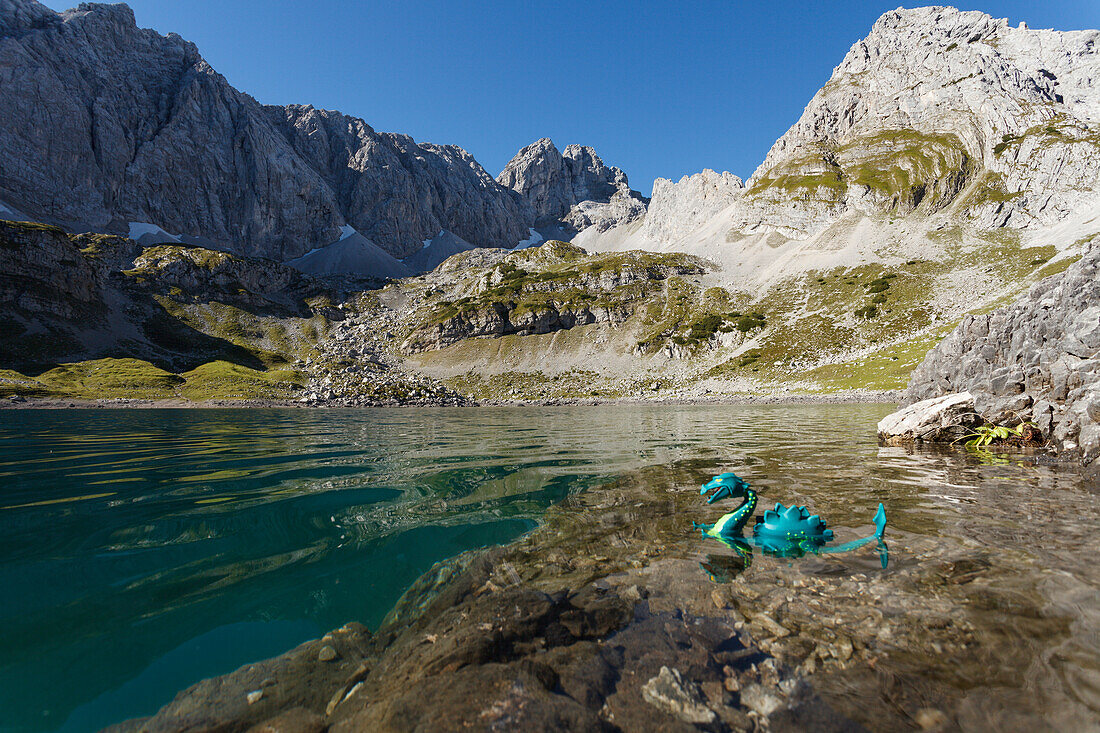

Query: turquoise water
<box><xmin>2</xmin><ymin>404</ymin><xmax>1099</xmax><ymax>731</ymax></box>
<box><xmin>0</xmin><ymin>408</ymin><xmax>640</xmax><ymax>732</ymax></box>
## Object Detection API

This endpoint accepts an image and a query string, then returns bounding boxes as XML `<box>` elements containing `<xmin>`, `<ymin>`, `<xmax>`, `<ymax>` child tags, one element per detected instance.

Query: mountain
<box><xmin>4</xmin><ymin>5</ymin><xmax>1100</xmax><ymax>410</ymax></box>
<box><xmin>392</xmin><ymin>7</ymin><xmax>1100</xmax><ymax>400</ymax></box>
<box><xmin>0</xmin><ymin>0</ymin><xmax>530</xmax><ymax>265</ymax></box>
<box><xmin>498</xmin><ymin>138</ymin><xmax>648</xmax><ymax>240</ymax></box>
<box><xmin>584</xmin><ymin>7</ymin><xmax>1100</xmax><ymax>279</ymax></box>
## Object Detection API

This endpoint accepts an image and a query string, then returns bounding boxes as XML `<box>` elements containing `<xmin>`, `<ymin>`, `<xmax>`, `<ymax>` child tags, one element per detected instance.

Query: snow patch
<box><xmin>512</xmin><ymin>228</ymin><xmax>544</xmax><ymax>251</ymax></box>
<box><xmin>338</xmin><ymin>224</ymin><xmax>357</xmax><ymax>241</ymax></box>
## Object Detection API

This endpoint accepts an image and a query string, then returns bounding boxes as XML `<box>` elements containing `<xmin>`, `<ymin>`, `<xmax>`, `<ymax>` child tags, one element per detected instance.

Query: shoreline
<box><xmin>1</xmin><ymin>389</ymin><xmax>901</xmax><ymax>410</ymax></box>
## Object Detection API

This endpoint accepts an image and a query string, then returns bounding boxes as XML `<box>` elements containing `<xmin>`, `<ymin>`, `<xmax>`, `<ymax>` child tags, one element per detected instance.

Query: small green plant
<box><xmin>737</xmin><ymin>350</ymin><xmax>762</xmax><ymax>367</ymax></box>
<box><xmin>734</xmin><ymin>313</ymin><xmax>766</xmax><ymax>332</ymax></box>
<box><xmin>854</xmin><ymin>305</ymin><xmax>878</xmax><ymax>319</ymax></box>
<box><xmin>688</xmin><ymin>314</ymin><xmax>725</xmax><ymax>340</ymax></box>
<box><xmin>962</xmin><ymin>422</ymin><xmax>1036</xmax><ymax>448</ymax></box>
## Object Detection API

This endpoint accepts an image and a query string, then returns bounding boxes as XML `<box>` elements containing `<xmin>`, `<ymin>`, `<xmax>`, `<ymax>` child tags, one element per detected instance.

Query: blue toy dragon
<box><xmin>693</xmin><ymin>472</ymin><xmax>888</xmax><ymax>566</ymax></box>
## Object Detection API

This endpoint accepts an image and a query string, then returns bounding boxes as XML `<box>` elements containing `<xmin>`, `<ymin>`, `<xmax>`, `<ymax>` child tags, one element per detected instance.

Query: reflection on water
<box><xmin>0</xmin><ymin>405</ymin><xmax>1098</xmax><ymax>731</ymax></box>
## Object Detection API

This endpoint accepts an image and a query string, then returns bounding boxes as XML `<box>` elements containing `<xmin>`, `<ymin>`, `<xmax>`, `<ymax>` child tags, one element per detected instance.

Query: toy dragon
<box><xmin>693</xmin><ymin>472</ymin><xmax>888</xmax><ymax>567</ymax></box>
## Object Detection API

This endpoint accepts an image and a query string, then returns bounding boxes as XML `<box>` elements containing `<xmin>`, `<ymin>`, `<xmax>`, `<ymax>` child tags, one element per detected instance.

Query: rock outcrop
<box><xmin>400</xmin><ymin>241</ymin><xmax>708</xmax><ymax>352</ymax></box>
<box><xmin>0</xmin><ymin>220</ymin><xmax>106</xmax><ymax>332</ymax></box>
<box><xmin>0</xmin><ymin>0</ymin><xmax>530</xmax><ymax>265</ymax></box>
<box><xmin>899</xmin><ymin>243</ymin><xmax>1100</xmax><ymax>461</ymax></box>
<box><xmin>497</xmin><ymin>138</ymin><xmax>647</xmax><ymax>237</ymax></box>
<box><xmin>641</xmin><ymin>170</ymin><xmax>744</xmax><ymax>245</ymax></box>
<box><xmin>877</xmin><ymin>392</ymin><xmax>981</xmax><ymax>445</ymax></box>
<box><xmin>0</xmin><ymin>218</ymin><xmax>333</xmax><ymax>373</ymax></box>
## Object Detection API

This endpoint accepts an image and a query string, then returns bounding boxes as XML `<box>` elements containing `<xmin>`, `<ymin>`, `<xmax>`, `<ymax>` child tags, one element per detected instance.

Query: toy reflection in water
<box><xmin>700</xmin><ymin>551</ymin><xmax>750</xmax><ymax>583</ymax></box>
<box><xmin>692</xmin><ymin>472</ymin><xmax>889</xmax><ymax>569</ymax></box>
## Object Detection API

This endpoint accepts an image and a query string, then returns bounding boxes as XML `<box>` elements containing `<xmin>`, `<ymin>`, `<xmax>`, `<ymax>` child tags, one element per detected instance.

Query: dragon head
<box><xmin>700</xmin><ymin>472</ymin><xmax>750</xmax><ymax>504</ymax></box>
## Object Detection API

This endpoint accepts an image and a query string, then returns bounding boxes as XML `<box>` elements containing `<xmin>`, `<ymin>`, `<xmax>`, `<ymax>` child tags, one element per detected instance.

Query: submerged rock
<box><xmin>640</xmin><ymin>666</ymin><xmax>716</xmax><ymax>724</ymax></box>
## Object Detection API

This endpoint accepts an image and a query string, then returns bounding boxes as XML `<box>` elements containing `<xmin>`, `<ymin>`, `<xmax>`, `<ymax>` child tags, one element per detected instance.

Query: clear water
<box><xmin>0</xmin><ymin>405</ymin><xmax>1097</xmax><ymax>731</ymax></box>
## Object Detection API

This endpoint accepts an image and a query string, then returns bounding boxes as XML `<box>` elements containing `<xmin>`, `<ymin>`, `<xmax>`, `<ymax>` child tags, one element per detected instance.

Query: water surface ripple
<box><xmin>0</xmin><ymin>405</ymin><xmax>1097</xmax><ymax>731</ymax></box>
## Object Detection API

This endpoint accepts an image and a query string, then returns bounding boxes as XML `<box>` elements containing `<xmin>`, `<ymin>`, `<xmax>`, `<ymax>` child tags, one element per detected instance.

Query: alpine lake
<box><xmin>1</xmin><ymin>404</ymin><xmax>1098</xmax><ymax>731</ymax></box>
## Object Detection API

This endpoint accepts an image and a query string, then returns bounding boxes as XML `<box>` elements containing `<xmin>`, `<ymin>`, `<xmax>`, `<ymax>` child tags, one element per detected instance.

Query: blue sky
<box><xmin>46</xmin><ymin>1</ymin><xmax>1100</xmax><ymax>195</ymax></box>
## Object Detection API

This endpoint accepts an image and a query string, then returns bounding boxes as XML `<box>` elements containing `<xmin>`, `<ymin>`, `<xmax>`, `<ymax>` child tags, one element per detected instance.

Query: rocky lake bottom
<box><xmin>1</xmin><ymin>405</ymin><xmax>1098</xmax><ymax>732</ymax></box>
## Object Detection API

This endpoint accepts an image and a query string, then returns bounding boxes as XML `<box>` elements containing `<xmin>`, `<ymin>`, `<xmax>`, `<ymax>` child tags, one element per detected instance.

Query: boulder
<box><xmin>877</xmin><ymin>392</ymin><xmax>980</xmax><ymax>445</ymax></box>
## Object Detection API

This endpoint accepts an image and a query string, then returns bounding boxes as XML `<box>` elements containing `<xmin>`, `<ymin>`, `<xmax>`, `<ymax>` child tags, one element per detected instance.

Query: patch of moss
<box><xmin>135</xmin><ymin>244</ymin><xmax>233</xmax><ymax>271</ymax></box>
<box><xmin>0</xmin><ymin>369</ymin><xmax>48</xmax><ymax>397</ymax></box>
<box><xmin>854</xmin><ymin>305</ymin><xmax>878</xmax><ymax>319</ymax></box>
<box><xmin>179</xmin><ymin>361</ymin><xmax>303</xmax><ymax>400</ymax></box>
<box><xmin>153</xmin><ymin>296</ymin><xmax>313</xmax><ymax>368</ymax></box>
<box><xmin>734</xmin><ymin>313</ymin><xmax>766</xmax><ymax>332</ymax></box>
<box><xmin>35</xmin><ymin>358</ymin><xmax>184</xmax><ymax>399</ymax></box>
<box><xmin>751</xmin><ymin>170</ymin><xmax>845</xmax><ymax>196</ymax></box>
<box><xmin>0</xmin><ymin>219</ymin><xmax>67</xmax><ymax>237</ymax></box>
<box><xmin>1031</xmin><ymin>254</ymin><xmax>1081</xmax><ymax>282</ymax></box>
<box><xmin>795</xmin><ymin>332</ymin><xmax>949</xmax><ymax>391</ymax></box>
<box><xmin>840</xmin><ymin>130</ymin><xmax>969</xmax><ymax>208</ymax></box>
<box><xmin>687</xmin><ymin>314</ymin><xmax>725</xmax><ymax>340</ymax></box>
<box><xmin>736</xmin><ymin>350</ymin><xmax>763</xmax><ymax>367</ymax></box>
<box><xmin>959</xmin><ymin>171</ymin><xmax>1026</xmax><ymax>208</ymax></box>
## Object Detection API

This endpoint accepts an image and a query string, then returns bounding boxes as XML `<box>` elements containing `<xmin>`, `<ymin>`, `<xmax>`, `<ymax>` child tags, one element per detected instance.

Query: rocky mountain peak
<box><xmin>498</xmin><ymin>138</ymin><xmax>647</xmax><ymax>237</ymax></box>
<box><xmin>732</xmin><ymin>5</ymin><xmax>1100</xmax><ymax>239</ymax></box>
<box><xmin>63</xmin><ymin>2</ymin><xmax>137</xmax><ymax>28</ymax></box>
<box><xmin>641</xmin><ymin>170</ymin><xmax>744</xmax><ymax>245</ymax></box>
<box><xmin>497</xmin><ymin>138</ymin><xmax>569</xmax><ymax>225</ymax></box>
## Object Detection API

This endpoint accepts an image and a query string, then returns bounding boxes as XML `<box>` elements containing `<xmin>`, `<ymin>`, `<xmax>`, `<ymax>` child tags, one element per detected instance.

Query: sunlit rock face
<box><xmin>0</xmin><ymin>0</ymin><xmax>530</xmax><ymax>262</ymax></box>
<box><xmin>617</xmin><ymin>7</ymin><xmax>1100</xmax><ymax>249</ymax></box>
<box><xmin>730</xmin><ymin>6</ymin><xmax>1100</xmax><ymax>239</ymax></box>
<box><xmin>641</xmin><ymin>170</ymin><xmax>745</xmax><ymax>245</ymax></box>
<box><xmin>498</xmin><ymin>138</ymin><xmax>648</xmax><ymax>237</ymax></box>
<box><xmin>902</xmin><ymin>241</ymin><xmax>1100</xmax><ymax>462</ymax></box>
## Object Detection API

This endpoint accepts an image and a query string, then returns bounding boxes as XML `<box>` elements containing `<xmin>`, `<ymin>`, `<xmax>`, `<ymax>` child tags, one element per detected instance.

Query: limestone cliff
<box><xmin>497</xmin><ymin>138</ymin><xmax>647</xmax><ymax>238</ymax></box>
<box><xmin>0</xmin><ymin>0</ymin><xmax>530</xmax><ymax>263</ymax></box>
<box><xmin>738</xmin><ymin>6</ymin><xmax>1100</xmax><ymax>238</ymax></box>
